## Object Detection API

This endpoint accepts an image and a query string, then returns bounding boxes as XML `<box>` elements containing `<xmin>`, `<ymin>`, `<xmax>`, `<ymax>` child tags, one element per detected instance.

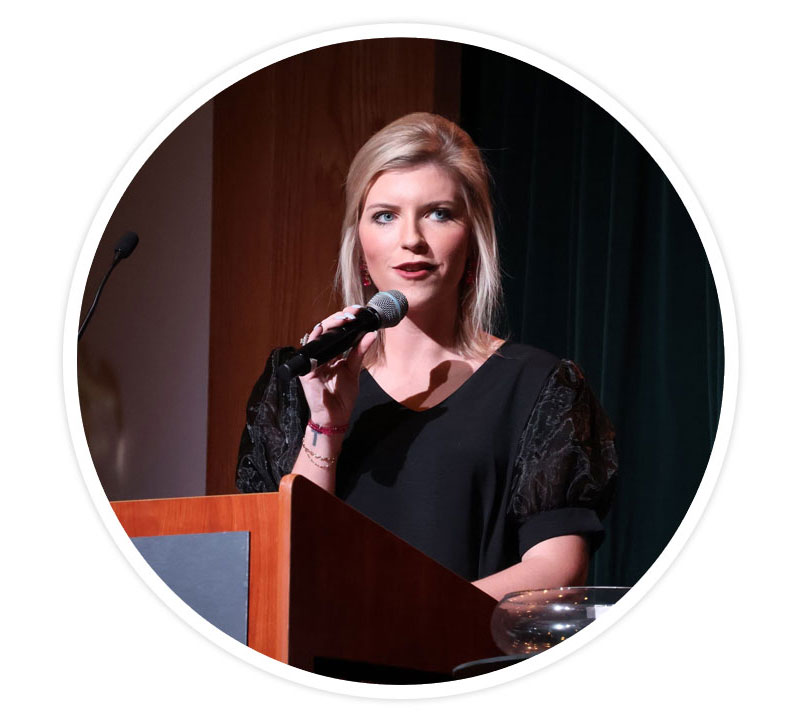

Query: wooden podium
<box><xmin>111</xmin><ymin>475</ymin><xmax>501</xmax><ymax>682</ymax></box>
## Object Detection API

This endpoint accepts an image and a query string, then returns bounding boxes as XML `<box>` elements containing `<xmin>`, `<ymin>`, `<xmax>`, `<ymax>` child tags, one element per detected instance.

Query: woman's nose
<box><xmin>399</xmin><ymin>219</ymin><xmax>427</xmax><ymax>252</ymax></box>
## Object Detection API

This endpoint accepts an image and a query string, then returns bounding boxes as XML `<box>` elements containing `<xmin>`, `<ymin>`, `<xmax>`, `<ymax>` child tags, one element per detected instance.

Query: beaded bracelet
<box><xmin>307</xmin><ymin>419</ymin><xmax>349</xmax><ymax>435</ymax></box>
<box><xmin>307</xmin><ymin>420</ymin><xmax>348</xmax><ymax>448</ymax></box>
<box><xmin>308</xmin><ymin>420</ymin><xmax>350</xmax><ymax>435</ymax></box>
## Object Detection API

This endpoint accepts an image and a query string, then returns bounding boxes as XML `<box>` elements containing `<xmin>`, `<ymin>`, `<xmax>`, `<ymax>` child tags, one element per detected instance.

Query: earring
<box><xmin>464</xmin><ymin>258</ymin><xmax>476</xmax><ymax>285</ymax></box>
<box><xmin>360</xmin><ymin>260</ymin><xmax>372</xmax><ymax>287</ymax></box>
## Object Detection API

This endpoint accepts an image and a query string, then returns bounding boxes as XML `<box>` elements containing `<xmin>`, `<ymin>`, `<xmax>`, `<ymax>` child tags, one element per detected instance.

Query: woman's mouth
<box><xmin>393</xmin><ymin>262</ymin><xmax>437</xmax><ymax>279</ymax></box>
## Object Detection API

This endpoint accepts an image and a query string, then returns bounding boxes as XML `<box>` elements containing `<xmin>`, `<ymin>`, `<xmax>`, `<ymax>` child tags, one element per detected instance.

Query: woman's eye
<box><xmin>373</xmin><ymin>211</ymin><xmax>395</xmax><ymax>224</ymax></box>
<box><xmin>430</xmin><ymin>207</ymin><xmax>452</xmax><ymax>221</ymax></box>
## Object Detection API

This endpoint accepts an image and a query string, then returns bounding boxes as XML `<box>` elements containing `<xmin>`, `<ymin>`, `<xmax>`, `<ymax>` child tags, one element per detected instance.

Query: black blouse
<box><xmin>236</xmin><ymin>342</ymin><xmax>617</xmax><ymax>581</ymax></box>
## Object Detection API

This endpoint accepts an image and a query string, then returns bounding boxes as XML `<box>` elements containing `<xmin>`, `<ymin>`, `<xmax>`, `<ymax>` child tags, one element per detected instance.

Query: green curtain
<box><xmin>460</xmin><ymin>47</ymin><xmax>724</xmax><ymax>586</ymax></box>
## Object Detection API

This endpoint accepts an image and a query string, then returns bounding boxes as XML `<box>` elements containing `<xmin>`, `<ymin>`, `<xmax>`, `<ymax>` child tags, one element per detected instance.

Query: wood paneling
<box><xmin>207</xmin><ymin>39</ymin><xmax>462</xmax><ymax>495</ymax></box>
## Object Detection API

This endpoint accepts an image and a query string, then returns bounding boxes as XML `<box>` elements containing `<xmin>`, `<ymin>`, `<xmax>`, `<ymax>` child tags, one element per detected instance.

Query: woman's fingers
<box><xmin>347</xmin><ymin>328</ymin><xmax>377</xmax><ymax>372</ymax></box>
<box><xmin>301</xmin><ymin>305</ymin><xmax>369</xmax><ymax>378</ymax></box>
<box><xmin>306</xmin><ymin>305</ymin><xmax>364</xmax><ymax>337</ymax></box>
<box><xmin>298</xmin><ymin>305</ymin><xmax>373</xmax><ymax>425</ymax></box>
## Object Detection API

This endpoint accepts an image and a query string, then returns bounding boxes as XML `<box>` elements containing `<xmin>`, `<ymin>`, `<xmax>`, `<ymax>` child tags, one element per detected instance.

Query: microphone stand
<box><xmin>78</xmin><ymin>231</ymin><xmax>139</xmax><ymax>342</ymax></box>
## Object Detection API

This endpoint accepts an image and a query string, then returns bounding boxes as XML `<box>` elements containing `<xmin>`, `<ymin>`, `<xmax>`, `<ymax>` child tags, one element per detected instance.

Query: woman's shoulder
<box><xmin>493</xmin><ymin>340</ymin><xmax>562</xmax><ymax>372</ymax></box>
<box><xmin>469</xmin><ymin>340</ymin><xmax>566</xmax><ymax>414</ymax></box>
<box><xmin>495</xmin><ymin>343</ymin><xmax>600</xmax><ymax>403</ymax></box>
<box><xmin>245</xmin><ymin>345</ymin><xmax>308</xmax><ymax>407</ymax></box>
<box><xmin>266</xmin><ymin>345</ymin><xmax>298</xmax><ymax>365</ymax></box>
<box><xmin>486</xmin><ymin>342</ymin><xmax>603</xmax><ymax>414</ymax></box>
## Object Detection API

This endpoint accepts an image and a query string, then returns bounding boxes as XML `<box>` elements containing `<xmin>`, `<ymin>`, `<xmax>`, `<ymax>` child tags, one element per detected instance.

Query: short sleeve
<box><xmin>509</xmin><ymin>359</ymin><xmax>617</xmax><ymax>555</ymax></box>
<box><xmin>235</xmin><ymin>347</ymin><xmax>308</xmax><ymax>493</ymax></box>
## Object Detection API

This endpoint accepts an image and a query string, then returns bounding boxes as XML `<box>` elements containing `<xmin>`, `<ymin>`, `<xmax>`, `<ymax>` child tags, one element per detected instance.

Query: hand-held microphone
<box><xmin>78</xmin><ymin>231</ymin><xmax>140</xmax><ymax>341</ymax></box>
<box><xmin>276</xmin><ymin>290</ymin><xmax>408</xmax><ymax>382</ymax></box>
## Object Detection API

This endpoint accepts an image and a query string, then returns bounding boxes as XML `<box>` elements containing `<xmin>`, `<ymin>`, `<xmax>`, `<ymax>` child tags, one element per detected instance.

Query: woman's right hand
<box><xmin>296</xmin><ymin>305</ymin><xmax>377</xmax><ymax>427</ymax></box>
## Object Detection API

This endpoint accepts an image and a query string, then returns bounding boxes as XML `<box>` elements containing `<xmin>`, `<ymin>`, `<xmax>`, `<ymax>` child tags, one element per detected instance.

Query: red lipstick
<box><xmin>394</xmin><ymin>262</ymin><xmax>437</xmax><ymax>279</ymax></box>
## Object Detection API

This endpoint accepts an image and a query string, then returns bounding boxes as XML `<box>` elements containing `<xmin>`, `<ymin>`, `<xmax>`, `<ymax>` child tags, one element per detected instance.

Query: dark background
<box><xmin>78</xmin><ymin>39</ymin><xmax>723</xmax><ymax>587</ymax></box>
<box><xmin>460</xmin><ymin>47</ymin><xmax>723</xmax><ymax>585</ymax></box>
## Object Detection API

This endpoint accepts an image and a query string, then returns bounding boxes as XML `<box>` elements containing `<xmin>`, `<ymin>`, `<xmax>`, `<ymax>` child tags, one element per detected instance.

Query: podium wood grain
<box><xmin>281</xmin><ymin>475</ymin><xmax>500</xmax><ymax>674</ymax></box>
<box><xmin>111</xmin><ymin>475</ymin><xmax>500</xmax><ymax>676</ymax></box>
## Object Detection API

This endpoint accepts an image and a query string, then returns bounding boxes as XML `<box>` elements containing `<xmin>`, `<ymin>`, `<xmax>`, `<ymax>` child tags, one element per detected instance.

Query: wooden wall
<box><xmin>206</xmin><ymin>39</ymin><xmax>461</xmax><ymax>495</ymax></box>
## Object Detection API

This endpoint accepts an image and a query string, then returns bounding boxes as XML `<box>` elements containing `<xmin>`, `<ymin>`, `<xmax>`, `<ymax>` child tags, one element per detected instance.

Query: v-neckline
<box><xmin>362</xmin><ymin>341</ymin><xmax>509</xmax><ymax>413</ymax></box>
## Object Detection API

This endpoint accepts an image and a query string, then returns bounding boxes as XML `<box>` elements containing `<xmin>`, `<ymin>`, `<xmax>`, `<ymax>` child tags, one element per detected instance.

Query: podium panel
<box><xmin>112</xmin><ymin>476</ymin><xmax>501</xmax><ymax>681</ymax></box>
<box><xmin>132</xmin><ymin>531</ymin><xmax>250</xmax><ymax>645</ymax></box>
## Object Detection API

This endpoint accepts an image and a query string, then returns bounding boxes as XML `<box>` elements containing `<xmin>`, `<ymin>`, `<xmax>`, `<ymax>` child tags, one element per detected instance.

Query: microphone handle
<box><xmin>277</xmin><ymin>307</ymin><xmax>381</xmax><ymax>381</ymax></box>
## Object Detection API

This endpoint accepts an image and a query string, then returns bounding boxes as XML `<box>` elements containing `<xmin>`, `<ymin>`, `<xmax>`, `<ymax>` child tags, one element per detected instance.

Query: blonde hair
<box><xmin>336</xmin><ymin>112</ymin><xmax>502</xmax><ymax>362</ymax></box>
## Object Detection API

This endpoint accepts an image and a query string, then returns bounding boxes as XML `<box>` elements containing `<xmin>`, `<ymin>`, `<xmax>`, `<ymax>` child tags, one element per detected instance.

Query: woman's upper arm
<box><xmin>510</xmin><ymin>359</ymin><xmax>618</xmax><ymax>557</ymax></box>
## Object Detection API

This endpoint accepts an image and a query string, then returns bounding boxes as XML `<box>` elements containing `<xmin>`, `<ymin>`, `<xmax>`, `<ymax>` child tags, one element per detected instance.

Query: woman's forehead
<box><xmin>364</xmin><ymin>164</ymin><xmax>461</xmax><ymax>204</ymax></box>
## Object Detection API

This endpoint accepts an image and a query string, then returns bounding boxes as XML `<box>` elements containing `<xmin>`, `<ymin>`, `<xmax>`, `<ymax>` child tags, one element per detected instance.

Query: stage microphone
<box><xmin>114</xmin><ymin>230</ymin><xmax>139</xmax><ymax>259</ymax></box>
<box><xmin>277</xmin><ymin>290</ymin><xmax>408</xmax><ymax>382</ymax></box>
<box><xmin>78</xmin><ymin>231</ymin><xmax>140</xmax><ymax>341</ymax></box>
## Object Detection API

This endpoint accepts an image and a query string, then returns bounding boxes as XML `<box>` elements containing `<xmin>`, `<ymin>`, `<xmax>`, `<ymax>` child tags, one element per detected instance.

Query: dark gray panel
<box><xmin>132</xmin><ymin>531</ymin><xmax>249</xmax><ymax>644</ymax></box>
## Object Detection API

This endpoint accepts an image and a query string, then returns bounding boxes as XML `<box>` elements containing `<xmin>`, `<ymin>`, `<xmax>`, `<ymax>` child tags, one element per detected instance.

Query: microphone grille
<box><xmin>367</xmin><ymin>290</ymin><xmax>408</xmax><ymax>328</ymax></box>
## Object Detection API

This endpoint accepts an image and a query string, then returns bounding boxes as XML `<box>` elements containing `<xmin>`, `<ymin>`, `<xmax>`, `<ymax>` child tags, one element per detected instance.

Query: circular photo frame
<box><xmin>64</xmin><ymin>24</ymin><xmax>737</xmax><ymax>699</ymax></box>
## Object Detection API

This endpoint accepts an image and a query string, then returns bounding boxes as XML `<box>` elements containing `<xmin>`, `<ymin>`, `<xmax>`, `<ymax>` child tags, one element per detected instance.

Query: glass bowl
<box><xmin>490</xmin><ymin>586</ymin><xmax>630</xmax><ymax>655</ymax></box>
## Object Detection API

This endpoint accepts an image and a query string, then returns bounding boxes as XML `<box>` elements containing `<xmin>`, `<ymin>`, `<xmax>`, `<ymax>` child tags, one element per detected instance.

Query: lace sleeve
<box><xmin>509</xmin><ymin>359</ymin><xmax>617</xmax><ymax>551</ymax></box>
<box><xmin>235</xmin><ymin>347</ymin><xmax>309</xmax><ymax>493</ymax></box>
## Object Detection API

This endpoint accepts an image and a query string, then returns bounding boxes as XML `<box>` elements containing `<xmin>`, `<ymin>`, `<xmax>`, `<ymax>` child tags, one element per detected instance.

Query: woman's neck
<box><xmin>366</xmin><ymin>301</ymin><xmax>501</xmax><ymax>409</ymax></box>
<box><xmin>383</xmin><ymin>321</ymin><xmax>455</xmax><ymax>368</ymax></box>
<box><xmin>378</xmin><ymin>294</ymin><xmax>461</xmax><ymax>368</ymax></box>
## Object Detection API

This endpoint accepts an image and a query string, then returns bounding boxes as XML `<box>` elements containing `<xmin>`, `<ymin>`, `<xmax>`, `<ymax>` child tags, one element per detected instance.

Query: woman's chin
<box><xmin>376</xmin><ymin>282</ymin><xmax>457</xmax><ymax>316</ymax></box>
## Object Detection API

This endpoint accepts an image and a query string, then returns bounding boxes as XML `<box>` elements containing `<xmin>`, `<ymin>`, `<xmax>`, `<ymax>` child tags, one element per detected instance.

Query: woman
<box><xmin>236</xmin><ymin>112</ymin><xmax>616</xmax><ymax>600</ymax></box>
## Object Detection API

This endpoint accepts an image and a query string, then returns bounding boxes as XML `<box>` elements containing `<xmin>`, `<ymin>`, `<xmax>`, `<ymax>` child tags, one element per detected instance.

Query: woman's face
<box><xmin>358</xmin><ymin>163</ymin><xmax>470</xmax><ymax>313</ymax></box>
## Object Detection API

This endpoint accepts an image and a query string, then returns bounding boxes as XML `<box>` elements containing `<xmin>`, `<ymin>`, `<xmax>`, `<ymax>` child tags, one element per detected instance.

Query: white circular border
<box><xmin>63</xmin><ymin>22</ymin><xmax>738</xmax><ymax>700</ymax></box>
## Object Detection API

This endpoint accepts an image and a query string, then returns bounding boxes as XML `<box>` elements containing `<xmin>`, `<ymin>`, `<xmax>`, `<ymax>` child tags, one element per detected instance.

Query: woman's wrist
<box><xmin>301</xmin><ymin>440</ymin><xmax>338</xmax><ymax>469</ymax></box>
<box><xmin>308</xmin><ymin>418</ymin><xmax>349</xmax><ymax>435</ymax></box>
<box><xmin>307</xmin><ymin>410</ymin><xmax>351</xmax><ymax>429</ymax></box>
<box><xmin>298</xmin><ymin>421</ymin><xmax>347</xmax><ymax>476</ymax></box>
<box><xmin>306</xmin><ymin>417</ymin><xmax>348</xmax><ymax>449</ymax></box>
<box><xmin>305</xmin><ymin>414</ymin><xmax>346</xmax><ymax>436</ymax></box>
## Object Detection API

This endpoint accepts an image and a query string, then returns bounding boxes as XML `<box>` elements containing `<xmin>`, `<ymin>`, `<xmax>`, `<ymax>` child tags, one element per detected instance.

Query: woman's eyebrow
<box><xmin>364</xmin><ymin>202</ymin><xmax>401</xmax><ymax>212</ymax></box>
<box><xmin>364</xmin><ymin>199</ymin><xmax>458</xmax><ymax>212</ymax></box>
